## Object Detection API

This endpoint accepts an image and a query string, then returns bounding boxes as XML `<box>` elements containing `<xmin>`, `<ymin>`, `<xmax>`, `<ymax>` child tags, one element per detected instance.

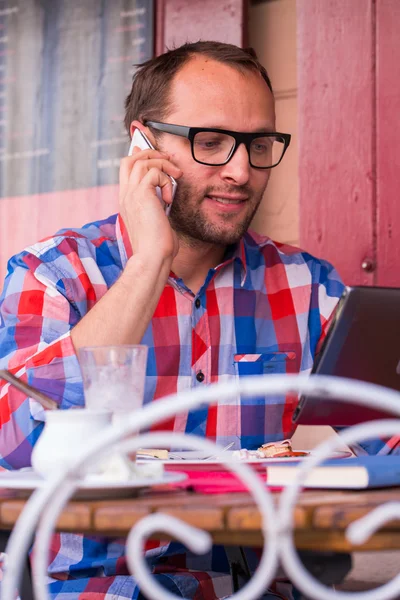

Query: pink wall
<box><xmin>0</xmin><ymin>186</ymin><xmax>119</xmax><ymax>282</ymax></box>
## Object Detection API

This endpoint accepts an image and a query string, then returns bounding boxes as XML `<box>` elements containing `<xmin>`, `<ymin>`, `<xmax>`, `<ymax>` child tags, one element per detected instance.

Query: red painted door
<box><xmin>297</xmin><ymin>0</ymin><xmax>400</xmax><ymax>287</ymax></box>
<box><xmin>376</xmin><ymin>0</ymin><xmax>400</xmax><ymax>286</ymax></box>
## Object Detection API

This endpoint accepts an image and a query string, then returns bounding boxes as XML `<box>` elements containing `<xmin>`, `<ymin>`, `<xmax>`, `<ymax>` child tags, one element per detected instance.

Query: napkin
<box><xmin>171</xmin><ymin>469</ymin><xmax>280</xmax><ymax>494</ymax></box>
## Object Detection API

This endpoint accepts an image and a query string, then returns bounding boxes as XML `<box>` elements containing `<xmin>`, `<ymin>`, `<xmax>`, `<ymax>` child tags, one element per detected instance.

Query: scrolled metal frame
<box><xmin>2</xmin><ymin>374</ymin><xmax>400</xmax><ymax>600</ymax></box>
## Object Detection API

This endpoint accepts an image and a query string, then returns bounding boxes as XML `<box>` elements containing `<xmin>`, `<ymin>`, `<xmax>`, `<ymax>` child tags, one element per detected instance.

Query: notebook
<box><xmin>266</xmin><ymin>455</ymin><xmax>400</xmax><ymax>489</ymax></box>
<box><xmin>293</xmin><ymin>285</ymin><xmax>400</xmax><ymax>426</ymax></box>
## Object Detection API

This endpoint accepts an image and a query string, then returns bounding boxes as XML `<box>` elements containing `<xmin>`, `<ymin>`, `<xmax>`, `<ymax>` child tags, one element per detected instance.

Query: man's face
<box><xmin>153</xmin><ymin>57</ymin><xmax>276</xmax><ymax>246</ymax></box>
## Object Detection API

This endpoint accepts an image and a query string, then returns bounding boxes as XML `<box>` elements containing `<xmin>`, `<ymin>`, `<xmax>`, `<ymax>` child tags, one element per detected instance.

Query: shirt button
<box><xmin>195</xmin><ymin>298</ymin><xmax>201</xmax><ymax>309</ymax></box>
<box><xmin>196</xmin><ymin>370</ymin><xmax>205</xmax><ymax>382</ymax></box>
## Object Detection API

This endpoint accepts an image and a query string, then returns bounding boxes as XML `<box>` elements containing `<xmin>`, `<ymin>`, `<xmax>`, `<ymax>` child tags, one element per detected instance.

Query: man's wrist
<box><xmin>123</xmin><ymin>253</ymin><xmax>172</xmax><ymax>280</ymax></box>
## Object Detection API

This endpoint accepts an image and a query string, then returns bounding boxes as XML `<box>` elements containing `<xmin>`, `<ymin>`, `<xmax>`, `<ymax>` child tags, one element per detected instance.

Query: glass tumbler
<box><xmin>78</xmin><ymin>345</ymin><xmax>148</xmax><ymax>421</ymax></box>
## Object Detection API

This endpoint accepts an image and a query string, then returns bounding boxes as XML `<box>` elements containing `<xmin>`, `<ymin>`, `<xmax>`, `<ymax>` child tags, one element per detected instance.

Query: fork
<box><xmin>169</xmin><ymin>441</ymin><xmax>235</xmax><ymax>461</ymax></box>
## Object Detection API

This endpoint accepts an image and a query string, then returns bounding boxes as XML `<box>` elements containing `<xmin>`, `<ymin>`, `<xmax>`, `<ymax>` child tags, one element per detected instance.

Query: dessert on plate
<box><xmin>257</xmin><ymin>439</ymin><xmax>309</xmax><ymax>458</ymax></box>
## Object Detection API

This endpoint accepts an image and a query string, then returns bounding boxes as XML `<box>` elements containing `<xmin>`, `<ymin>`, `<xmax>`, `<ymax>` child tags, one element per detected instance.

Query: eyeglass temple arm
<box><xmin>145</xmin><ymin>121</ymin><xmax>191</xmax><ymax>139</ymax></box>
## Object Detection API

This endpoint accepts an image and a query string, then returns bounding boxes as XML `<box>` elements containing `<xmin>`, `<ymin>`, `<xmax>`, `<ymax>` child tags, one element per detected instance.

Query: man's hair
<box><xmin>124</xmin><ymin>40</ymin><xmax>273</xmax><ymax>134</ymax></box>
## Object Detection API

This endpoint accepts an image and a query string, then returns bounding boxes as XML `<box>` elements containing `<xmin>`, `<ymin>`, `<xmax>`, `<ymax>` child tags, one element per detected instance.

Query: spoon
<box><xmin>203</xmin><ymin>441</ymin><xmax>235</xmax><ymax>461</ymax></box>
<box><xmin>0</xmin><ymin>369</ymin><xmax>58</xmax><ymax>411</ymax></box>
<box><xmin>169</xmin><ymin>441</ymin><xmax>235</xmax><ymax>461</ymax></box>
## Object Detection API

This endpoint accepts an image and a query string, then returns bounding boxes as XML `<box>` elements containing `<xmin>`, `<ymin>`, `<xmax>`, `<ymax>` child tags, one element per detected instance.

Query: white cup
<box><xmin>31</xmin><ymin>409</ymin><xmax>112</xmax><ymax>478</ymax></box>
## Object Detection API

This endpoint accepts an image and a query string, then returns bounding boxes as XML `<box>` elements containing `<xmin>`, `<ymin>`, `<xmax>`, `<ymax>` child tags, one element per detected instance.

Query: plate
<box><xmin>0</xmin><ymin>470</ymin><xmax>187</xmax><ymax>500</ymax></box>
<box><xmin>139</xmin><ymin>449</ymin><xmax>353</xmax><ymax>468</ymax></box>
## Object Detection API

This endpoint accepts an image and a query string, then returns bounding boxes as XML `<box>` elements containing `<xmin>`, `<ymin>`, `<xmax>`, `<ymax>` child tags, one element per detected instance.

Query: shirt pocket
<box><xmin>233</xmin><ymin>351</ymin><xmax>297</xmax><ymax>377</ymax></box>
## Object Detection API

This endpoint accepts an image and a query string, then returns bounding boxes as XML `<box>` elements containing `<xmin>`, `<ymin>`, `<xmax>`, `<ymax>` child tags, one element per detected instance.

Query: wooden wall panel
<box><xmin>156</xmin><ymin>0</ymin><xmax>246</xmax><ymax>53</ymax></box>
<box><xmin>249</xmin><ymin>0</ymin><xmax>298</xmax><ymax>246</ymax></box>
<box><xmin>297</xmin><ymin>1</ymin><xmax>375</xmax><ymax>285</ymax></box>
<box><xmin>376</xmin><ymin>0</ymin><xmax>400</xmax><ymax>287</ymax></box>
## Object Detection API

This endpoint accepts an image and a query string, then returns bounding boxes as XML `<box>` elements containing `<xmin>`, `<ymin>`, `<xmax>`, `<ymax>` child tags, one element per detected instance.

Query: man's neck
<box><xmin>171</xmin><ymin>237</ymin><xmax>227</xmax><ymax>295</ymax></box>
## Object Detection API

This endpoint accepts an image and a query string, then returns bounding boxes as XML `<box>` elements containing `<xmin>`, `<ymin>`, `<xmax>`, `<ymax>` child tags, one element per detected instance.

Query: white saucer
<box><xmin>0</xmin><ymin>469</ymin><xmax>187</xmax><ymax>500</ymax></box>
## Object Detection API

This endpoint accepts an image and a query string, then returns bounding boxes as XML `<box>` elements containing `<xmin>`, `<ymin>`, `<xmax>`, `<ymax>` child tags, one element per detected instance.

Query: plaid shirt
<box><xmin>0</xmin><ymin>213</ymin><xmax>398</xmax><ymax>599</ymax></box>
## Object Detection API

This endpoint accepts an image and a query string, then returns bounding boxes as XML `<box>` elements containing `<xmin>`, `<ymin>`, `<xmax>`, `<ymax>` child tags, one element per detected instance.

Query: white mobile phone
<box><xmin>128</xmin><ymin>128</ymin><xmax>177</xmax><ymax>216</ymax></box>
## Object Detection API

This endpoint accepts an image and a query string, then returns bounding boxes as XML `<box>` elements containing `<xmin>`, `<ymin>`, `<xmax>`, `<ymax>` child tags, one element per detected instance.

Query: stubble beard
<box><xmin>168</xmin><ymin>179</ymin><xmax>264</xmax><ymax>248</ymax></box>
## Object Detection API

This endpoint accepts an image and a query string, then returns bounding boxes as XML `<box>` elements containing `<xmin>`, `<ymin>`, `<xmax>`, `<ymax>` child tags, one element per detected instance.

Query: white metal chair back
<box><xmin>2</xmin><ymin>373</ymin><xmax>400</xmax><ymax>600</ymax></box>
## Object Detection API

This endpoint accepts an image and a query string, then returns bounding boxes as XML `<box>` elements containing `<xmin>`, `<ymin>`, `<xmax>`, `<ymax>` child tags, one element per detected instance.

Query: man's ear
<box><xmin>129</xmin><ymin>121</ymin><xmax>156</xmax><ymax>146</ymax></box>
<box><xmin>129</xmin><ymin>120</ymin><xmax>143</xmax><ymax>139</ymax></box>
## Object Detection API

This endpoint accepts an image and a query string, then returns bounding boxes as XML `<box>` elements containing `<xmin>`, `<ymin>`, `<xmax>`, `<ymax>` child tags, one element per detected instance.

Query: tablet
<box><xmin>292</xmin><ymin>286</ymin><xmax>400</xmax><ymax>426</ymax></box>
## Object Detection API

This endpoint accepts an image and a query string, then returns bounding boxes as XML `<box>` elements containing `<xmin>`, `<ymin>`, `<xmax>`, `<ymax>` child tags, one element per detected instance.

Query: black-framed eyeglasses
<box><xmin>145</xmin><ymin>121</ymin><xmax>291</xmax><ymax>169</ymax></box>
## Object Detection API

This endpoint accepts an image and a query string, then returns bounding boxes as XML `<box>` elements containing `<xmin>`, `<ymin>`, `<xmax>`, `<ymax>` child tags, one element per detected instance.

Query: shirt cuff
<box><xmin>25</xmin><ymin>332</ymin><xmax>84</xmax><ymax>416</ymax></box>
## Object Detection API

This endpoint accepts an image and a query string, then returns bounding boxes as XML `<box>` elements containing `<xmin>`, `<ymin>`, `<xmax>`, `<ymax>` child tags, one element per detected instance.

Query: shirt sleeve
<box><xmin>0</xmin><ymin>250</ymin><xmax>84</xmax><ymax>469</ymax></box>
<box><xmin>307</xmin><ymin>257</ymin><xmax>344</xmax><ymax>360</ymax></box>
<box><xmin>312</xmin><ymin>259</ymin><xmax>400</xmax><ymax>456</ymax></box>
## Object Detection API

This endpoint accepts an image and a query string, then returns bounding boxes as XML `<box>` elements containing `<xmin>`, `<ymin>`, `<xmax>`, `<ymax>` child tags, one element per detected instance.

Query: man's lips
<box><xmin>205</xmin><ymin>194</ymin><xmax>248</xmax><ymax>206</ymax></box>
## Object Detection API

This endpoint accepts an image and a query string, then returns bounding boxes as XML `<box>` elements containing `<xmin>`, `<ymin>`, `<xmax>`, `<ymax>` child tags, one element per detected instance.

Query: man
<box><xmin>0</xmin><ymin>41</ymin><xmax>398</xmax><ymax>599</ymax></box>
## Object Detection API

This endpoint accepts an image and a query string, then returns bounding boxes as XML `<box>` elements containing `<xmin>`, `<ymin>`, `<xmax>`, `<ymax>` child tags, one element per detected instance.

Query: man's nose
<box><xmin>219</xmin><ymin>143</ymin><xmax>251</xmax><ymax>185</ymax></box>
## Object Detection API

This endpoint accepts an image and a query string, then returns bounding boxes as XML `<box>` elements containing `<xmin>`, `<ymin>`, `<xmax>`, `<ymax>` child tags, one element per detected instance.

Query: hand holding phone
<box><xmin>128</xmin><ymin>128</ymin><xmax>177</xmax><ymax>216</ymax></box>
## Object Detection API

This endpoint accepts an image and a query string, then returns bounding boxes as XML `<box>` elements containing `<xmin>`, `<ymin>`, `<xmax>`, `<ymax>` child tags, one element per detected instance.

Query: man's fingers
<box><xmin>119</xmin><ymin>149</ymin><xmax>170</xmax><ymax>186</ymax></box>
<box><xmin>128</xmin><ymin>158</ymin><xmax>182</xmax><ymax>186</ymax></box>
<box><xmin>120</xmin><ymin>153</ymin><xmax>180</xmax><ymax>211</ymax></box>
<box><xmin>130</xmin><ymin>147</ymin><xmax>170</xmax><ymax>160</ymax></box>
<box><xmin>141</xmin><ymin>168</ymin><xmax>174</xmax><ymax>205</ymax></box>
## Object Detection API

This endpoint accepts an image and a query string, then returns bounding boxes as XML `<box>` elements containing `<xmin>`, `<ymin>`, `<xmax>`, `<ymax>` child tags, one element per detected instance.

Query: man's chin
<box><xmin>170</xmin><ymin>201</ymin><xmax>255</xmax><ymax>246</ymax></box>
<box><xmin>199</xmin><ymin>224</ymin><xmax>248</xmax><ymax>246</ymax></box>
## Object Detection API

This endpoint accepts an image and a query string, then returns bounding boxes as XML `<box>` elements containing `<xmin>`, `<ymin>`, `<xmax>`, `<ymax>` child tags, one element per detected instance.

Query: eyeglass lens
<box><xmin>193</xmin><ymin>132</ymin><xmax>285</xmax><ymax>167</ymax></box>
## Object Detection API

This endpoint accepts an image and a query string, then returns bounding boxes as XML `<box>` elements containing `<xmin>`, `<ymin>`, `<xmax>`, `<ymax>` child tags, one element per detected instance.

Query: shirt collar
<box><xmin>116</xmin><ymin>213</ymin><xmax>248</xmax><ymax>287</ymax></box>
<box><xmin>218</xmin><ymin>238</ymin><xmax>248</xmax><ymax>287</ymax></box>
